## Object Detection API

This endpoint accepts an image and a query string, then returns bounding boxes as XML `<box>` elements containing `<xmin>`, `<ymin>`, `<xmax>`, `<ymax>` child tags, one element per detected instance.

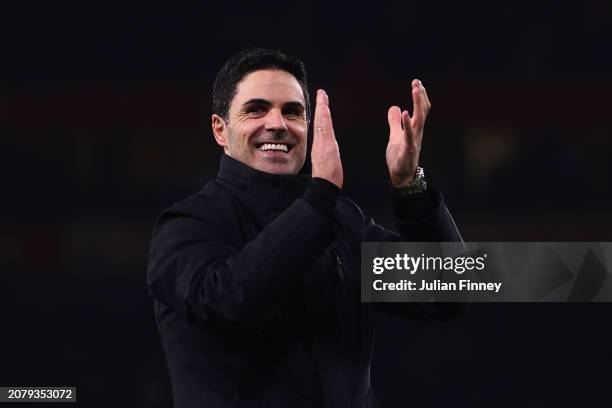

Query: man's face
<box><xmin>213</xmin><ymin>69</ymin><xmax>308</xmax><ymax>175</ymax></box>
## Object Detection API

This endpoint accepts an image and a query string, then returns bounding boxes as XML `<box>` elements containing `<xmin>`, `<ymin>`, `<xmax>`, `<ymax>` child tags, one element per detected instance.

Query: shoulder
<box><xmin>152</xmin><ymin>180</ymin><xmax>239</xmax><ymax>239</ymax></box>
<box><xmin>165</xmin><ymin>181</ymin><xmax>226</xmax><ymax>217</ymax></box>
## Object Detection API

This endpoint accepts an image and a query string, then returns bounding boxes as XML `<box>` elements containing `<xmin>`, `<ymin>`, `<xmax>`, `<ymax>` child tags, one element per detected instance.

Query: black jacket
<box><xmin>147</xmin><ymin>155</ymin><xmax>463</xmax><ymax>408</ymax></box>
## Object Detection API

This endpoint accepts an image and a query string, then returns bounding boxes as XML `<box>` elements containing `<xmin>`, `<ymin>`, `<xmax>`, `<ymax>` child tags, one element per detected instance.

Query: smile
<box><xmin>256</xmin><ymin>143</ymin><xmax>291</xmax><ymax>153</ymax></box>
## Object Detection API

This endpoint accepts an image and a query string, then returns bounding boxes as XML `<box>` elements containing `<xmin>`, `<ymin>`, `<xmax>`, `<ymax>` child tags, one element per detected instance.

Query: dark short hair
<box><xmin>212</xmin><ymin>48</ymin><xmax>310</xmax><ymax>123</ymax></box>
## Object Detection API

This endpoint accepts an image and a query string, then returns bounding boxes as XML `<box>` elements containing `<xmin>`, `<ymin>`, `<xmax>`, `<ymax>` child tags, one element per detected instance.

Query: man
<box><xmin>147</xmin><ymin>48</ymin><xmax>463</xmax><ymax>408</ymax></box>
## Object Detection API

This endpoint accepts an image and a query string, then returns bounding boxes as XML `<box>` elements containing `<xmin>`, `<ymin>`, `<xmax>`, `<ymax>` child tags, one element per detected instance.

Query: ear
<box><xmin>211</xmin><ymin>114</ymin><xmax>229</xmax><ymax>152</ymax></box>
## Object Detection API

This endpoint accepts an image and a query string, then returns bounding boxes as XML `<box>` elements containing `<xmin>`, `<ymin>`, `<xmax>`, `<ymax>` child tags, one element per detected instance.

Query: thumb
<box><xmin>387</xmin><ymin>106</ymin><xmax>403</xmax><ymax>142</ymax></box>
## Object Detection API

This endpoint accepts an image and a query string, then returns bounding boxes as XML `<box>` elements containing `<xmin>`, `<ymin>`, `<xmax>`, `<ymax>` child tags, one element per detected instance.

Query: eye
<box><xmin>245</xmin><ymin>105</ymin><xmax>267</xmax><ymax>115</ymax></box>
<box><xmin>282</xmin><ymin>107</ymin><xmax>304</xmax><ymax>119</ymax></box>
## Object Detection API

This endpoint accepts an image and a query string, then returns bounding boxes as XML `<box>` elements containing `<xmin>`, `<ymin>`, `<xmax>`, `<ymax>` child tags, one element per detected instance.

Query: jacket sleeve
<box><xmin>147</xmin><ymin>178</ymin><xmax>339</xmax><ymax>328</ymax></box>
<box><xmin>368</xmin><ymin>186</ymin><xmax>467</xmax><ymax>321</ymax></box>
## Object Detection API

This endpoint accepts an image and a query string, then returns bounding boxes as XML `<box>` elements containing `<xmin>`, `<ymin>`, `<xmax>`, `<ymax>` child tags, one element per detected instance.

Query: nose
<box><xmin>264</xmin><ymin>108</ymin><xmax>288</xmax><ymax>132</ymax></box>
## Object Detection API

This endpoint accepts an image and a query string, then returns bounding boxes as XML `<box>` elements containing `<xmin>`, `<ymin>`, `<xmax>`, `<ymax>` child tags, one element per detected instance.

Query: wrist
<box><xmin>391</xmin><ymin>166</ymin><xmax>427</xmax><ymax>194</ymax></box>
<box><xmin>390</xmin><ymin>174</ymin><xmax>415</xmax><ymax>188</ymax></box>
<box><xmin>303</xmin><ymin>178</ymin><xmax>340</xmax><ymax>217</ymax></box>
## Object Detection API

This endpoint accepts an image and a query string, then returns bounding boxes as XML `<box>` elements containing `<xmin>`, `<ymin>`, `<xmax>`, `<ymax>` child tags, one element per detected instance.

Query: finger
<box><xmin>401</xmin><ymin>110</ymin><xmax>413</xmax><ymax>136</ymax></box>
<box><xmin>411</xmin><ymin>79</ymin><xmax>426</xmax><ymax>127</ymax></box>
<box><xmin>402</xmin><ymin>110</ymin><xmax>419</xmax><ymax>149</ymax></box>
<box><xmin>314</xmin><ymin>88</ymin><xmax>326</xmax><ymax>111</ymax></box>
<box><xmin>313</xmin><ymin>89</ymin><xmax>334</xmax><ymax>140</ymax></box>
<box><xmin>313</xmin><ymin>89</ymin><xmax>326</xmax><ymax>135</ymax></box>
<box><xmin>387</xmin><ymin>106</ymin><xmax>403</xmax><ymax>142</ymax></box>
<box><xmin>421</xmin><ymin>82</ymin><xmax>431</xmax><ymax>110</ymax></box>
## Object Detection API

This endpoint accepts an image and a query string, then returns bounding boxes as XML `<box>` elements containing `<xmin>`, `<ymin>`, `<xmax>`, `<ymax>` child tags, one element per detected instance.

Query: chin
<box><xmin>251</xmin><ymin>153</ymin><xmax>304</xmax><ymax>176</ymax></box>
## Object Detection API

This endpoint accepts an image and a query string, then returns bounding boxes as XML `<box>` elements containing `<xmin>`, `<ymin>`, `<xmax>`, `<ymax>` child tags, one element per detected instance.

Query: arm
<box><xmin>371</xmin><ymin>79</ymin><xmax>466</xmax><ymax>321</ymax></box>
<box><xmin>377</xmin><ymin>78</ymin><xmax>461</xmax><ymax>244</ymax></box>
<box><xmin>365</xmin><ymin>186</ymin><xmax>463</xmax><ymax>243</ymax></box>
<box><xmin>147</xmin><ymin>179</ymin><xmax>339</xmax><ymax>328</ymax></box>
<box><xmin>368</xmin><ymin>186</ymin><xmax>467</xmax><ymax>321</ymax></box>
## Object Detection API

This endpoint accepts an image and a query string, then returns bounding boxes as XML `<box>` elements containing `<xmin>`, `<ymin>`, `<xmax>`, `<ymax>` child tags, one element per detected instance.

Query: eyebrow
<box><xmin>241</xmin><ymin>98</ymin><xmax>305</xmax><ymax>110</ymax></box>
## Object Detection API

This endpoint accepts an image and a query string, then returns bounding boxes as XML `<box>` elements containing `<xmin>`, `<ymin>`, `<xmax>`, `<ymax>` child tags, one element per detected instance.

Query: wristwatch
<box><xmin>394</xmin><ymin>166</ymin><xmax>427</xmax><ymax>195</ymax></box>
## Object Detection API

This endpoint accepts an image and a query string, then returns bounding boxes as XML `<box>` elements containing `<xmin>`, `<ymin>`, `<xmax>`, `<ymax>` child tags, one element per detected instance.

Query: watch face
<box><xmin>410</xmin><ymin>168</ymin><xmax>426</xmax><ymax>193</ymax></box>
<box><xmin>392</xmin><ymin>167</ymin><xmax>426</xmax><ymax>194</ymax></box>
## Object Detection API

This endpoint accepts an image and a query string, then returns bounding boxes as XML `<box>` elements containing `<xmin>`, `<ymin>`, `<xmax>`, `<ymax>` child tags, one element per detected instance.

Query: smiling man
<box><xmin>147</xmin><ymin>48</ymin><xmax>464</xmax><ymax>408</ymax></box>
<box><xmin>211</xmin><ymin>68</ymin><xmax>308</xmax><ymax>175</ymax></box>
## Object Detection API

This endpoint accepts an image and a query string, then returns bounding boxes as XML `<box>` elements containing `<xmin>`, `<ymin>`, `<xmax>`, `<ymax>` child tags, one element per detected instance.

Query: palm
<box><xmin>311</xmin><ymin>89</ymin><xmax>343</xmax><ymax>188</ymax></box>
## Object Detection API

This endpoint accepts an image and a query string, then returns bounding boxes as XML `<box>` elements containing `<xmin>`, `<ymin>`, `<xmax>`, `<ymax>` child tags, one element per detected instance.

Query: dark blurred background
<box><xmin>2</xmin><ymin>1</ymin><xmax>612</xmax><ymax>407</ymax></box>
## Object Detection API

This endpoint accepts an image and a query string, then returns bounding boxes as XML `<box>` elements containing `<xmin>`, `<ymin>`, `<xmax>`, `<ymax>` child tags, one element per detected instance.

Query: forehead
<box><xmin>232</xmin><ymin>69</ymin><xmax>305</xmax><ymax>106</ymax></box>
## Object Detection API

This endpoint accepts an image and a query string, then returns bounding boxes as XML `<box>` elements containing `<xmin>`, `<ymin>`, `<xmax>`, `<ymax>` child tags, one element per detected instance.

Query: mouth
<box><xmin>254</xmin><ymin>142</ymin><xmax>295</xmax><ymax>154</ymax></box>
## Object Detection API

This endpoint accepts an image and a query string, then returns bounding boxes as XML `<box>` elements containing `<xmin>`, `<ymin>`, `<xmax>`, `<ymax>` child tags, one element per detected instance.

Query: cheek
<box><xmin>231</xmin><ymin>126</ymin><xmax>255</xmax><ymax>151</ymax></box>
<box><xmin>288</xmin><ymin>123</ymin><xmax>308</xmax><ymax>143</ymax></box>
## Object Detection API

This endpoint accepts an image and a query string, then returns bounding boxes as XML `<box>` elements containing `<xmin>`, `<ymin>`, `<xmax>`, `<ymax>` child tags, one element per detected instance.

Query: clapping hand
<box><xmin>386</xmin><ymin>79</ymin><xmax>431</xmax><ymax>187</ymax></box>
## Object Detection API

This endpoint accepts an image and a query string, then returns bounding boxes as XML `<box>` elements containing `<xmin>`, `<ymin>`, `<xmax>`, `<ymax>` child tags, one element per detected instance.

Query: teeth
<box><xmin>258</xmin><ymin>143</ymin><xmax>288</xmax><ymax>152</ymax></box>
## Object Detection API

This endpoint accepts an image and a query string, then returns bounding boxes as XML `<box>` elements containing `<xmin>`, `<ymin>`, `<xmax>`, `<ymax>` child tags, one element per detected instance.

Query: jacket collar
<box><xmin>216</xmin><ymin>154</ymin><xmax>310</xmax><ymax>224</ymax></box>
